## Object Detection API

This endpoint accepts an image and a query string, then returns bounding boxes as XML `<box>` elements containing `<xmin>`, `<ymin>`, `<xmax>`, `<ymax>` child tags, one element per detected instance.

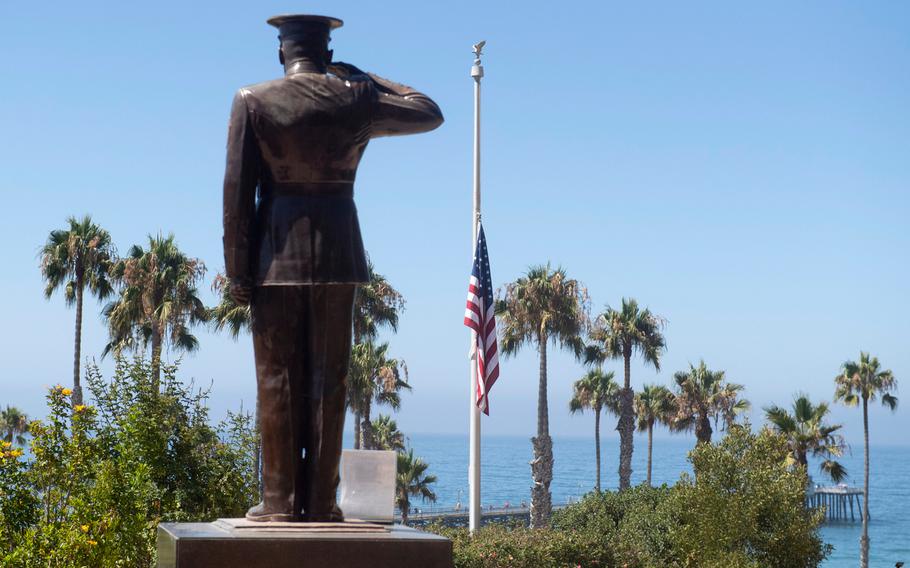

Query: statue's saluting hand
<box><xmin>327</xmin><ymin>61</ymin><xmax>366</xmax><ymax>79</ymax></box>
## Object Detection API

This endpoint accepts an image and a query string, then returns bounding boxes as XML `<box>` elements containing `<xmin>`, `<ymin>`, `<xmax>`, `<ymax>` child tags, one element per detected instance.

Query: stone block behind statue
<box><xmin>222</xmin><ymin>14</ymin><xmax>443</xmax><ymax>522</ymax></box>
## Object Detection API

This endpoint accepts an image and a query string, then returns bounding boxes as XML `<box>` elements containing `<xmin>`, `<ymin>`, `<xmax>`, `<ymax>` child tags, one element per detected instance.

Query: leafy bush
<box><xmin>552</xmin><ymin>484</ymin><xmax>677</xmax><ymax>567</ymax></box>
<box><xmin>0</xmin><ymin>357</ymin><xmax>259</xmax><ymax>567</ymax></box>
<box><xmin>5</xmin><ymin>384</ymin><xmax>157</xmax><ymax>566</ymax></box>
<box><xmin>436</xmin><ymin>523</ymin><xmax>608</xmax><ymax>568</ymax></box>
<box><xmin>442</xmin><ymin>427</ymin><xmax>828</xmax><ymax>568</ymax></box>
<box><xmin>87</xmin><ymin>357</ymin><xmax>259</xmax><ymax>521</ymax></box>
<box><xmin>669</xmin><ymin>426</ymin><xmax>830</xmax><ymax>568</ymax></box>
<box><xmin>0</xmin><ymin>440</ymin><xmax>39</xmax><ymax>554</ymax></box>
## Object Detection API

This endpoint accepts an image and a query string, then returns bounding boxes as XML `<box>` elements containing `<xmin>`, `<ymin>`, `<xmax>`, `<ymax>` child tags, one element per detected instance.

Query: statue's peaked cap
<box><xmin>267</xmin><ymin>14</ymin><xmax>343</xmax><ymax>37</ymax></box>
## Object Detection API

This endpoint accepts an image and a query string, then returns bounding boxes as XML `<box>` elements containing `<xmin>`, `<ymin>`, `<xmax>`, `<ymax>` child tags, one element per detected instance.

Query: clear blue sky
<box><xmin>1</xmin><ymin>1</ymin><xmax>907</xmax><ymax>446</ymax></box>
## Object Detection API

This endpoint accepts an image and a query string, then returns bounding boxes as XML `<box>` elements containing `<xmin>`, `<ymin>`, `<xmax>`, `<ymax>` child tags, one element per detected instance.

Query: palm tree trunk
<box><xmin>401</xmin><ymin>498</ymin><xmax>409</xmax><ymax>526</ymax></box>
<box><xmin>72</xmin><ymin>282</ymin><xmax>84</xmax><ymax>406</ymax></box>
<box><xmin>617</xmin><ymin>349</ymin><xmax>634</xmax><ymax>491</ymax></box>
<box><xmin>537</xmin><ymin>336</ymin><xmax>549</xmax><ymax>439</ymax></box>
<box><xmin>647</xmin><ymin>421</ymin><xmax>654</xmax><ymax>487</ymax></box>
<box><xmin>530</xmin><ymin>334</ymin><xmax>553</xmax><ymax>528</ymax></box>
<box><xmin>353</xmin><ymin>411</ymin><xmax>362</xmax><ymax>450</ymax></box>
<box><xmin>861</xmin><ymin>396</ymin><xmax>870</xmax><ymax>568</ymax></box>
<box><xmin>594</xmin><ymin>408</ymin><xmax>601</xmax><ymax>492</ymax></box>
<box><xmin>695</xmin><ymin>406</ymin><xmax>712</xmax><ymax>445</ymax></box>
<box><xmin>362</xmin><ymin>402</ymin><xmax>374</xmax><ymax>450</ymax></box>
<box><xmin>353</xmin><ymin>330</ymin><xmax>363</xmax><ymax>450</ymax></box>
<box><xmin>796</xmin><ymin>450</ymin><xmax>810</xmax><ymax>485</ymax></box>
<box><xmin>151</xmin><ymin>323</ymin><xmax>163</xmax><ymax>392</ymax></box>
<box><xmin>254</xmin><ymin>408</ymin><xmax>262</xmax><ymax>497</ymax></box>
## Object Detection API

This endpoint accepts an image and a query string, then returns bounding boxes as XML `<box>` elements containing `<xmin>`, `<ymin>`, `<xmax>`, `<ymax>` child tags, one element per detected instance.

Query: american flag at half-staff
<box><xmin>463</xmin><ymin>223</ymin><xmax>499</xmax><ymax>415</ymax></box>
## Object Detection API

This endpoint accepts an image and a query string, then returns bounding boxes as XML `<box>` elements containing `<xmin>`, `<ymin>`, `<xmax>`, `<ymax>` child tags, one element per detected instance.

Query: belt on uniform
<box><xmin>260</xmin><ymin>181</ymin><xmax>354</xmax><ymax>198</ymax></box>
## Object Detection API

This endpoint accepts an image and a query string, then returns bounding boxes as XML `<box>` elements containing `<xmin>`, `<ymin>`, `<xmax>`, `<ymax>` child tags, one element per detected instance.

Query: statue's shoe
<box><xmin>245</xmin><ymin>501</ymin><xmax>298</xmax><ymax>522</ymax></box>
<box><xmin>304</xmin><ymin>505</ymin><xmax>344</xmax><ymax>523</ymax></box>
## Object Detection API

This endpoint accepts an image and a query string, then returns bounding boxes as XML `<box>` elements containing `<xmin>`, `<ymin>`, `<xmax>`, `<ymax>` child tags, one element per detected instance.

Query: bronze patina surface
<box><xmin>222</xmin><ymin>14</ymin><xmax>443</xmax><ymax>522</ymax></box>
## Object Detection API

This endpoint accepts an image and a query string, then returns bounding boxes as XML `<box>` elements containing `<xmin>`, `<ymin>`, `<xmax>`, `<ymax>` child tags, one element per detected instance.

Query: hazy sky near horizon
<box><xmin>1</xmin><ymin>1</ymin><xmax>907</xmax><ymax>446</ymax></box>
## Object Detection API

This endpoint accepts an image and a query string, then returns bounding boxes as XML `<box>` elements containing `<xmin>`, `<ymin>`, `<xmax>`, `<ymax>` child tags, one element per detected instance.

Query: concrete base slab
<box><xmin>157</xmin><ymin>520</ymin><xmax>453</xmax><ymax>568</ymax></box>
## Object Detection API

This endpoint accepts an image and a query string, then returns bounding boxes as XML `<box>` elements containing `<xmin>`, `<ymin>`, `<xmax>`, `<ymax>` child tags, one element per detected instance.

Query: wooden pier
<box><xmin>405</xmin><ymin>503</ymin><xmax>570</xmax><ymax>528</ymax></box>
<box><xmin>807</xmin><ymin>485</ymin><xmax>864</xmax><ymax>522</ymax></box>
<box><xmin>406</xmin><ymin>486</ymin><xmax>865</xmax><ymax>527</ymax></box>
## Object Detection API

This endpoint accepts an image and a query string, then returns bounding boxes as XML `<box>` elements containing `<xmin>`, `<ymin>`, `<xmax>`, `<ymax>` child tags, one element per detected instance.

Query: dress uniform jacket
<box><xmin>223</xmin><ymin>60</ymin><xmax>443</xmax><ymax>286</ymax></box>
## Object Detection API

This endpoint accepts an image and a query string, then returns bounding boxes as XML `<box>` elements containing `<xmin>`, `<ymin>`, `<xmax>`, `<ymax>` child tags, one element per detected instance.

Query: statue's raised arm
<box><xmin>328</xmin><ymin>61</ymin><xmax>444</xmax><ymax>137</ymax></box>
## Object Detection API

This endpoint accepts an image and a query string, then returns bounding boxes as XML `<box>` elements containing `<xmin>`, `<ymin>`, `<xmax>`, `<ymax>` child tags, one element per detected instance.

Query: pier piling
<box><xmin>807</xmin><ymin>485</ymin><xmax>863</xmax><ymax>523</ymax></box>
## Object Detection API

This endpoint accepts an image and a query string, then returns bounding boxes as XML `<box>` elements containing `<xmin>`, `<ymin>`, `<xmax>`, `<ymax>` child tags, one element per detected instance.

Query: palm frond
<box><xmin>765</xmin><ymin>393</ymin><xmax>847</xmax><ymax>483</ymax></box>
<box><xmin>588</xmin><ymin>298</ymin><xmax>666</xmax><ymax>372</ymax></box>
<box><xmin>821</xmin><ymin>459</ymin><xmax>848</xmax><ymax>484</ymax></box>
<box><xmin>102</xmin><ymin>233</ymin><xmax>207</xmax><ymax>360</ymax></box>
<box><xmin>39</xmin><ymin>216</ymin><xmax>116</xmax><ymax>306</ymax></box>
<box><xmin>353</xmin><ymin>260</ymin><xmax>405</xmax><ymax>342</ymax></box>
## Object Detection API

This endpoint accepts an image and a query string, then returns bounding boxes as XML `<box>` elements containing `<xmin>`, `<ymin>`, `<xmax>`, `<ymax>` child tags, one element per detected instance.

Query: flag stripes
<box><xmin>463</xmin><ymin>224</ymin><xmax>499</xmax><ymax>415</ymax></box>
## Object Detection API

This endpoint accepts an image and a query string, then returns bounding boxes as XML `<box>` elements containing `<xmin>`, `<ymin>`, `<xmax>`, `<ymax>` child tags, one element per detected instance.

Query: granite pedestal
<box><xmin>157</xmin><ymin>519</ymin><xmax>453</xmax><ymax>568</ymax></box>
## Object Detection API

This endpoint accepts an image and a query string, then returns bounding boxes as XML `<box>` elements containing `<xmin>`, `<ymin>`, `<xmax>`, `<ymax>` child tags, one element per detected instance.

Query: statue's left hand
<box><xmin>229</xmin><ymin>277</ymin><xmax>253</xmax><ymax>306</ymax></box>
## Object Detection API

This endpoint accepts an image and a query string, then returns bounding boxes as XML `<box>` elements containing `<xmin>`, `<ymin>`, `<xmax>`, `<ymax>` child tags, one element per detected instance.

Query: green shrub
<box><xmin>668</xmin><ymin>426</ymin><xmax>830</xmax><ymax>568</ymax></box>
<box><xmin>552</xmin><ymin>484</ymin><xmax>677</xmax><ymax>567</ymax></box>
<box><xmin>87</xmin><ymin>357</ymin><xmax>259</xmax><ymax>522</ymax></box>
<box><xmin>5</xmin><ymin>384</ymin><xmax>157</xmax><ymax>566</ymax></box>
<box><xmin>435</xmin><ymin>523</ymin><xmax>608</xmax><ymax>568</ymax></box>
<box><xmin>0</xmin><ymin>357</ymin><xmax>259</xmax><ymax>567</ymax></box>
<box><xmin>0</xmin><ymin>438</ymin><xmax>39</xmax><ymax>556</ymax></box>
<box><xmin>442</xmin><ymin>427</ymin><xmax>828</xmax><ymax>568</ymax></box>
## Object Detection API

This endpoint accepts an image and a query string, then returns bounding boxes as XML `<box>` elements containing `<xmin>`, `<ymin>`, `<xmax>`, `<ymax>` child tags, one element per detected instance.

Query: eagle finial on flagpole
<box><xmin>473</xmin><ymin>40</ymin><xmax>485</xmax><ymax>58</ymax></box>
<box><xmin>472</xmin><ymin>41</ymin><xmax>485</xmax><ymax>78</ymax></box>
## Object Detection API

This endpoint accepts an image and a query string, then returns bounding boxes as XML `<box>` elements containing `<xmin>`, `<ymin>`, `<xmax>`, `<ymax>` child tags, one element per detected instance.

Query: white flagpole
<box><xmin>468</xmin><ymin>40</ymin><xmax>485</xmax><ymax>534</ymax></box>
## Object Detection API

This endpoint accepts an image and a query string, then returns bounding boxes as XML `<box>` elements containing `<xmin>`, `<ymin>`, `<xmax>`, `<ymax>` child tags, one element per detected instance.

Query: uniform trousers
<box><xmin>251</xmin><ymin>284</ymin><xmax>356</xmax><ymax>519</ymax></box>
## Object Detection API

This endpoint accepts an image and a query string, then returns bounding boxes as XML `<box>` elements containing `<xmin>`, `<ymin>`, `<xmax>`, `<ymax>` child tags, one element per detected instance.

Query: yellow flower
<box><xmin>1</xmin><ymin>441</ymin><xmax>10</xmax><ymax>448</ymax></box>
<box><xmin>81</xmin><ymin>525</ymin><xmax>89</xmax><ymax>533</ymax></box>
<box><xmin>87</xmin><ymin>539</ymin><xmax>98</xmax><ymax>546</ymax></box>
<box><xmin>9</xmin><ymin>449</ymin><xmax>22</xmax><ymax>458</ymax></box>
<box><xmin>61</xmin><ymin>388</ymin><xmax>73</xmax><ymax>396</ymax></box>
<box><xmin>74</xmin><ymin>405</ymin><xmax>86</xmax><ymax>412</ymax></box>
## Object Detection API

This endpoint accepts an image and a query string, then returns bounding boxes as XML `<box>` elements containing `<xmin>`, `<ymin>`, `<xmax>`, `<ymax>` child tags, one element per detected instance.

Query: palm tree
<box><xmin>586</xmin><ymin>298</ymin><xmax>666</xmax><ymax>491</ymax></box>
<box><xmin>0</xmin><ymin>406</ymin><xmax>30</xmax><ymax>446</ymax></box>
<box><xmin>764</xmin><ymin>394</ymin><xmax>847</xmax><ymax>483</ymax></box>
<box><xmin>353</xmin><ymin>260</ymin><xmax>405</xmax><ymax>344</ymax></box>
<box><xmin>672</xmin><ymin>360</ymin><xmax>747</xmax><ymax>447</ymax></box>
<box><xmin>40</xmin><ymin>216</ymin><xmax>116</xmax><ymax>404</ymax></box>
<box><xmin>371</xmin><ymin>414</ymin><xmax>406</xmax><ymax>452</ymax></box>
<box><xmin>712</xmin><ymin>381</ymin><xmax>751</xmax><ymax>433</ymax></box>
<box><xmin>496</xmin><ymin>264</ymin><xmax>589</xmax><ymax>527</ymax></box>
<box><xmin>103</xmin><ymin>234</ymin><xmax>208</xmax><ymax>389</ymax></box>
<box><xmin>635</xmin><ymin>384</ymin><xmax>676</xmax><ymax>486</ymax></box>
<box><xmin>209</xmin><ymin>272</ymin><xmax>251</xmax><ymax>339</ymax></box>
<box><xmin>834</xmin><ymin>352</ymin><xmax>898</xmax><ymax>568</ymax></box>
<box><xmin>569</xmin><ymin>369</ymin><xmax>619</xmax><ymax>491</ymax></box>
<box><xmin>350</xmin><ymin>261</ymin><xmax>405</xmax><ymax>449</ymax></box>
<box><xmin>396</xmin><ymin>448</ymin><xmax>437</xmax><ymax>526</ymax></box>
<box><xmin>348</xmin><ymin>341</ymin><xmax>410</xmax><ymax>450</ymax></box>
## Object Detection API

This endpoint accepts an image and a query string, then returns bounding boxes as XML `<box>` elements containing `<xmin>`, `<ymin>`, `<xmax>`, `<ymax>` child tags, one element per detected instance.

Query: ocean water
<box><xmin>403</xmin><ymin>433</ymin><xmax>910</xmax><ymax>567</ymax></box>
